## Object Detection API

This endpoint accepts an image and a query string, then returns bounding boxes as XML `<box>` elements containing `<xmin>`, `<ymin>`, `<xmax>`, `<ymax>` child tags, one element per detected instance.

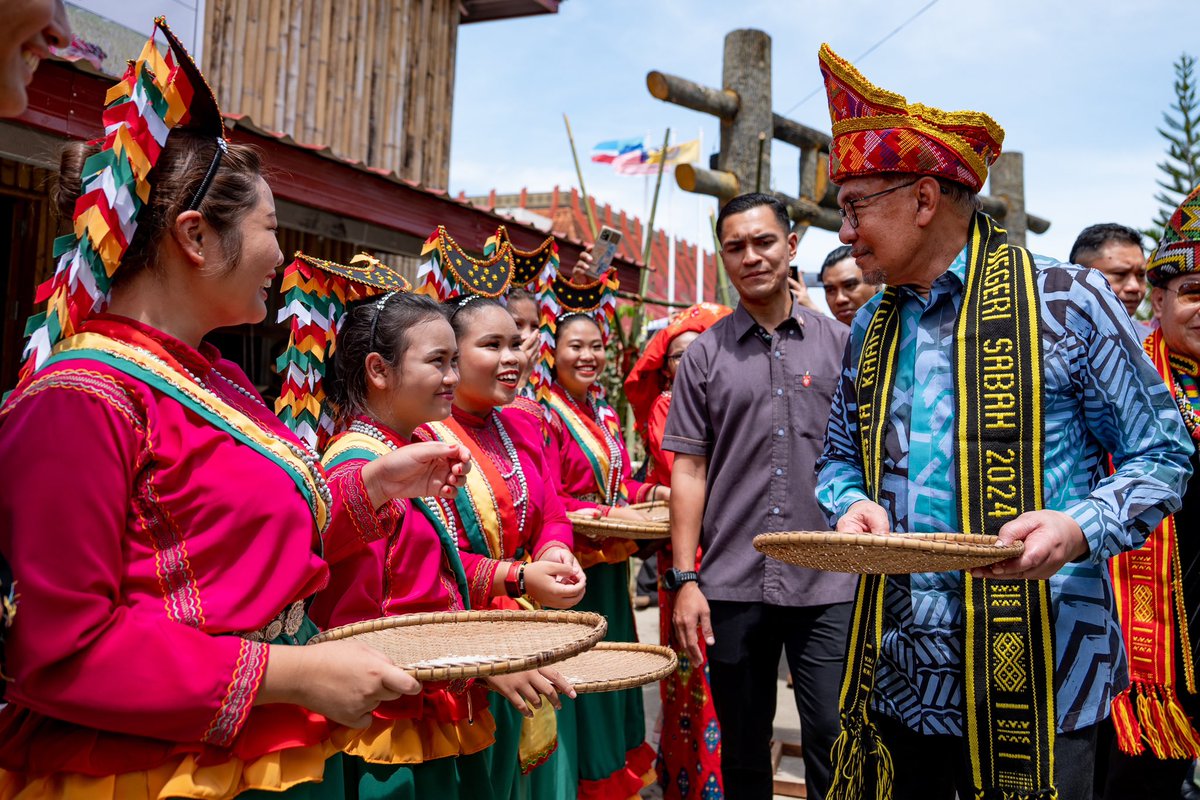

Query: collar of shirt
<box><xmin>732</xmin><ymin>300</ymin><xmax>807</xmax><ymax>344</ymax></box>
<box><xmin>894</xmin><ymin>246</ymin><xmax>969</xmax><ymax>310</ymax></box>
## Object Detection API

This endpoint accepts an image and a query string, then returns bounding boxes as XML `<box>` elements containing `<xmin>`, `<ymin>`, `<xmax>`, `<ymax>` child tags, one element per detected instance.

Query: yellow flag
<box><xmin>647</xmin><ymin>139</ymin><xmax>700</xmax><ymax>166</ymax></box>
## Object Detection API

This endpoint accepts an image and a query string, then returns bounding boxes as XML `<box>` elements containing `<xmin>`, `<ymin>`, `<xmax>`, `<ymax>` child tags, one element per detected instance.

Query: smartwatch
<box><xmin>662</xmin><ymin>567</ymin><xmax>699</xmax><ymax>591</ymax></box>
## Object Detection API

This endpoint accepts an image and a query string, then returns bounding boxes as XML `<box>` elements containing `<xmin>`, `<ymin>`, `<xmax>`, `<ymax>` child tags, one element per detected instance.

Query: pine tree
<box><xmin>1151</xmin><ymin>53</ymin><xmax>1200</xmax><ymax>238</ymax></box>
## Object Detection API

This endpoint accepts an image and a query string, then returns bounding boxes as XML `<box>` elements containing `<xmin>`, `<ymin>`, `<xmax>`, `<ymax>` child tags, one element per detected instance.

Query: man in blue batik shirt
<box><xmin>813</xmin><ymin>44</ymin><xmax>1193</xmax><ymax>800</ymax></box>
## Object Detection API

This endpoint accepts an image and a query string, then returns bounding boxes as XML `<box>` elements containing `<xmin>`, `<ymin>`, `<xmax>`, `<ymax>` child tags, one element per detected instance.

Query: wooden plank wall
<box><xmin>204</xmin><ymin>0</ymin><xmax>459</xmax><ymax>189</ymax></box>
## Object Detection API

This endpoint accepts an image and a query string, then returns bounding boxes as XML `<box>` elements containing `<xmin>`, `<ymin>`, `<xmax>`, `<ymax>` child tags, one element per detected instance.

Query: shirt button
<box><xmin>775</xmin><ymin>468</ymin><xmax>784</xmax><ymax>476</ymax></box>
<box><xmin>776</xmin><ymin>388</ymin><xmax>784</xmax><ymax>396</ymax></box>
<box><xmin>777</xmin><ymin>428</ymin><xmax>785</xmax><ymax>436</ymax></box>
<box><xmin>774</xmin><ymin>350</ymin><xmax>782</xmax><ymax>358</ymax></box>
<box><xmin>771</xmin><ymin>507</ymin><xmax>781</xmax><ymax>515</ymax></box>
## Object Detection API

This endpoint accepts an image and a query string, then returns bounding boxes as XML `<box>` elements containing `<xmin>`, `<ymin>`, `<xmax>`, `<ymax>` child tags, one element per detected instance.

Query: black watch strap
<box><xmin>663</xmin><ymin>568</ymin><xmax>699</xmax><ymax>591</ymax></box>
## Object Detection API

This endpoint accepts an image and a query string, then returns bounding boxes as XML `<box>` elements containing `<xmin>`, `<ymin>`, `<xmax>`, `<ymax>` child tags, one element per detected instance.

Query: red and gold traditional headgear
<box><xmin>624</xmin><ymin>302</ymin><xmax>731</xmax><ymax>434</ymax></box>
<box><xmin>1146</xmin><ymin>183</ymin><xmax>1200</xmax><ymax>288</ymax></box>
<box><xmin>817</xmin><ymin>43</ymin><xmax>1004</xmax><ymax>192</ymax></box>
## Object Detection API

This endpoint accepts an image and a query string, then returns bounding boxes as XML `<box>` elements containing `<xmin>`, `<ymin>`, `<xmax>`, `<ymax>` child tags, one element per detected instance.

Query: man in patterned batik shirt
<box><xmin>813</xmin><ymin>44</ymin><xmax>1192</xmax><ymax>800</ymax></box>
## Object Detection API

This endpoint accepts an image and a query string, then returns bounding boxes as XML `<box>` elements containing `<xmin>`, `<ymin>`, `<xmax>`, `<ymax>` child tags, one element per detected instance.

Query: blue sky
<box><xmin>450</xmin><ymin>0</ymin><xmax>1200</xmax><ymax>278</ymax></box>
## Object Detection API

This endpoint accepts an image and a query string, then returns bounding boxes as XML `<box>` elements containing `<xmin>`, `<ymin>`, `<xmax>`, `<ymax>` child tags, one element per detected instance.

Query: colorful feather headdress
<box><xmin>415</xmin><ymin>225</ymin><xmax>514</xmax><ymax>302</ymax></box>
<box><xmin>19</xmin><ymin>17</ymin><xmax>223</xmax><ymax>382</ymax></box>
<box><xmin>484</xmin><ymin>226</ymin><xmax>560</xmax><ymax>400</ymax></box>
<box><xmin>274</xmin><ymin>252</ymin><xmax>410</xmax><ymax>450</ymax></box>
<box><xmin>535</xmin><ymin>266</ymin><xmax>619</xmax><ymax>403</ymax></box>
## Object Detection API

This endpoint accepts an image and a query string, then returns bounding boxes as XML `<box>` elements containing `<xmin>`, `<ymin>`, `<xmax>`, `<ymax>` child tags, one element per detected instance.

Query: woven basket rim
<box><xmin>754</xmin><ymin>530</ymin><xmax>1022</xmax><ymax>555</ymax></box>
<box><xmin>307</xmin><ymin>609</ymin><xmax>608</xmax><ymax>681</ymax></box>
<box><xmin>554</xmin><ymin>641</ymin><xmax>679</xmax><ymax>693</ymax></box>
<box><xmin>567</xmin><ymin>511</ymin><xmax>671</xmax><ymax>539</ymax></box>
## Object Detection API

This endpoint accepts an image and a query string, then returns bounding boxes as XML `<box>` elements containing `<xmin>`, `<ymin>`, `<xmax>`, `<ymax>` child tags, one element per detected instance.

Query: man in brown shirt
<box><xmin>663</xmin><ymin>193</ymin><xmax>856</xmax><ymax>799</ymax></box>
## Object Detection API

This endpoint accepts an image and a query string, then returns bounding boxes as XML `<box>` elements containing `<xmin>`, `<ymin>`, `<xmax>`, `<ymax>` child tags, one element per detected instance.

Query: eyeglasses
<box><xmin>1166</xmin><ymin>281</ymin><xmax>1200</xmax><ymax>308</ymax></box>
<box><xmin>838</xmin><ymin>179</ymin><xmax>920</xmax><ymax>229</ymax></box>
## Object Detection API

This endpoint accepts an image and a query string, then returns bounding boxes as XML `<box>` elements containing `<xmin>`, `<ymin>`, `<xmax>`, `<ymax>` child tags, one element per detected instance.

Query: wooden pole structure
<box><xmin>647</xmin><ymin>38</ymin><xmax>1051</xmax><ymax>237</ymax></box>
<box><xmin>562</xmin><ymin>113</ymin><xmax>599</xmax><ymax>239</ymax></box>
<box><xmin>989</xmin><ymin>152</ymin><xmax>1028</xmax><ymax>246</ymax></box>
<box><xmin>719</xmin><ymin>29</ymin><xmax>772</xmax><ymax>201</ymax></box>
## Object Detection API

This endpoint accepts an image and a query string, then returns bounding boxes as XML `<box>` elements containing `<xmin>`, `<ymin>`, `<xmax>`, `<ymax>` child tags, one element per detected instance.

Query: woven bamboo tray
<box><xmin>753</xmin><ymin>531</ymin><xmax>1023</xmax><ymax>574</ymax></box>
<box><xmin>567</xmin><ymin>509</ymin><xmax>670</xmax><ymax>540</ymax></box>
<box><xmin>552</xmin><ymin>642</ymin><xmax>678</xmax><ymax>693</ymax></box>
<box><xmin>308</xmin><ymin>610</ymin><xmax>608</xmax><ymax>680</ymax></box>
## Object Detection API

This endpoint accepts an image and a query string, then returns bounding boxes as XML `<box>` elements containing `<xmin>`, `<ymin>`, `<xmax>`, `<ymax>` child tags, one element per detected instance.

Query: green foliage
<box><xmin>1151</xmin><ymin>53</ymin><xmax>1200</xmax><ymax>242</ymax></box>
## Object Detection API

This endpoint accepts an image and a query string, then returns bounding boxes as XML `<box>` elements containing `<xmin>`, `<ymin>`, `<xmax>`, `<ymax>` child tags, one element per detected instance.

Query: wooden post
<box><xmin>989</xmin><ymin>152</ymin><xmax>1028</xmax><ymax>246</ymax></box>
<box><xmin>719</xmin><ymin>29</ymin><xmax>772</xmax><ymax>204</ymax></box>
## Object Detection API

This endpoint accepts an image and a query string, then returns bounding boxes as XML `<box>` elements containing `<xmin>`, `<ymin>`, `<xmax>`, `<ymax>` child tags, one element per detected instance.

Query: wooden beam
<box><xmin>771</xmin><ymin>114</ymin><xmax>830</xmax><ymax>150</ymax></box>
<box><xmin>645</xmin><ymin>70</ymin><xmax>738</xmax><ymax>119</ymax></box>
<box><xmin>775</xmin><ymin>191</ymin><xmax>842</xmax><ymax>231</ymax></box>
<box><xmin>676</xmin><ymin>163</ymin><xmax>739</xmax><ymax>200</ymax></box>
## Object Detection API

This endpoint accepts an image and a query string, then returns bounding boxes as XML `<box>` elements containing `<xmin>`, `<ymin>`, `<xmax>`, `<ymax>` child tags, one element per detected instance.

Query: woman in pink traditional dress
<box><xmin>543</xmin><ymin>312</ymin><xmax>660</xmax><ymax>799</ymax></box>
<box><xmin>311</xmin><ymin>291</ymin><xmax>579</xmax><ymax>800</ymax></box>
<box><xmin>0</xmin><ymin>125</ymin><xmax>475</xmax><ymax>798</ymax></box>
<box><xmin>418</xmin><ymin>296</ymin><xmax>587</xmax><ymax>798</ymax></box>
<box><xmin>623</xmin><ymin>303</ymin><xmax>731</xmax><ymax>800</ymax></box>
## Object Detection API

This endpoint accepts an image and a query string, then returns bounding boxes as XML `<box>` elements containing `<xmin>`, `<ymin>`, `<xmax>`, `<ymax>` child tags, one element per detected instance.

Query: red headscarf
<box><xmin>624</xmin><ymin>302</ymin><xmax>732</xmax><ymax>434</ymax></box>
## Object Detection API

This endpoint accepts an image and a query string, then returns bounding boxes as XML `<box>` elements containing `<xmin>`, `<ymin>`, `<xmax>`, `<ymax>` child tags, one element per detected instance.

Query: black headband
<box><xmin>186</xmin><ymin>137</ymin><xmax>228</xmax><ymax>211</ymax></box>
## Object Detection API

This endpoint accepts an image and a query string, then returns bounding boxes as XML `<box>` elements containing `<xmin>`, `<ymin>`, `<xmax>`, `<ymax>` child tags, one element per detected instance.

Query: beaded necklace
<box><xmin>489</xmin><ymin>410</ymin><xmax>529</xmax><ymax>537</ymax></box>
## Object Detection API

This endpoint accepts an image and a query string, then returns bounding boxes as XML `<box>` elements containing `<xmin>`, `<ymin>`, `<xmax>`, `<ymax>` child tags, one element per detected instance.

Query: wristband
<box><xmin>504</xmin><ymin>561</ymin><xmax>521</xmax><ymax>598</ymax></box>
<box><xmin>518</xmin><ymin>564</ymin><xmax>527</xmax><ymax>597</ymax></box>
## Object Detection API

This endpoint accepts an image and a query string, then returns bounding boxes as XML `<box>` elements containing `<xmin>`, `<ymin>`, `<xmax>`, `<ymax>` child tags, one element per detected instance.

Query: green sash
<box><xmin>829</xmin><ymin>212</ymin><xmax>1056</xmax><ymax>800</ymax></box>
<box><xmin>44</xmin><ymin>333</ymin><xmax>329</xmax><ymax>536</ymax></box>
<box><xmin>321</xmin><ymin>431</ymin><xmax>471</xmax><ymax>607</ymax></box>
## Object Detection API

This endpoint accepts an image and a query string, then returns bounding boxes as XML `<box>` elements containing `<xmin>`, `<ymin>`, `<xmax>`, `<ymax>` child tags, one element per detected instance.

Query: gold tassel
<box><xmin>1165</xmin><ymin>691</ymin><xmax>1200</xmax><ymax>759</ymax></box>
<box><xmin>1137</xmin><ymin>685</ymin><xmax>1170</xmax><ymax>758</ymax></box>
<box><xmin>827</xmin><ymin>726</ymin><xmax>866</xmax><ymax>800</ymax></box>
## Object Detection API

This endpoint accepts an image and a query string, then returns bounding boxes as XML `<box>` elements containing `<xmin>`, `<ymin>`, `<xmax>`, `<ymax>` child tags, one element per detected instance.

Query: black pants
<box><xmin>706</xmin><ymin>600</ymin><xmax>851</xmax><ymax>800</ymax></box>
<box><xmin>875</xmin><ymin>711</ymin><xmax>1098</xmax><ymax>800</ymax></box>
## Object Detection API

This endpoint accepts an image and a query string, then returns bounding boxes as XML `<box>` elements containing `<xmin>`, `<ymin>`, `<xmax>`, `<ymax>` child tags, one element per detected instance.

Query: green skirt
<box><xmin>344</xmin><ymin>750</ymin><xmax>493</xmax><ymax>800</ymax></box>
<box><xmin>487</xmin><ymin>692</ymin><xmax>578</xmax><ymax>800</ymax></box>
<box><xmin>571</xmin><ymin>560</ymin><xmax>647</xmax><ymax>783</ymax></box>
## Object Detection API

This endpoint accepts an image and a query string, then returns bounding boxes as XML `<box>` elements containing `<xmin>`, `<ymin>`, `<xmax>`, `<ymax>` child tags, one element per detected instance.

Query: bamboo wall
<box><xmin>204</xmin><ymin>0</ymin><xmax>459</xmax><ymax>189</ymax></box>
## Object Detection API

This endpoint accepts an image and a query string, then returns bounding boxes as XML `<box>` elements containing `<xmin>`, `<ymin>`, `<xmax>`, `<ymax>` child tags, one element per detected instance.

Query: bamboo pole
<box><xmin>260</xmin><ymin>0</ymin><xmax>280</xmax><ymax>125</ymax></box>
<box><xmin>629</xmin><ymin>126</ymin><xmax>671</xmax><ymax>342</ymax></box>
<box><xmin>710</xmin><ymin>212</ymin><xmax>732</xmax><ymax>307</ymax></box>
<box><xmin>283</xmin><ymin>0</ymin><xmax>303</xmax><ymax>134</ymax></box>
<box><xmin>754</xmin><ymin>131</ymin><xmax>766</xmax><ymax>192</ymax></box>
<box><xmin>562</xmin><ymin>113</ymin><xmax>598</xmax><ymax>239</ymax></box>
<box><xmin>229</xmin><ymin>0</ymin><xmax>248</xmax><ymax>115</ymax></box>
<box><xmin>313</xmin><ymin>0</ymin><xmax>333</xmax><ymax>142</ymax></box>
